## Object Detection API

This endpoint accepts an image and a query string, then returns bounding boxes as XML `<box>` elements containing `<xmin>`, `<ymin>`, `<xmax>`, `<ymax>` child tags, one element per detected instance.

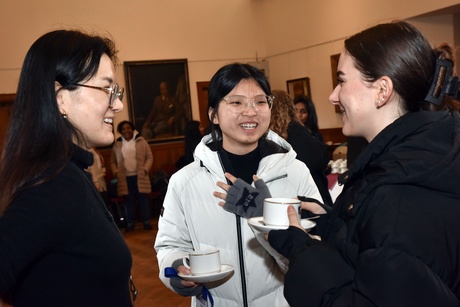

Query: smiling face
<box><xmin>329</xmin><ymin>50</ymin><xmax>381</xmax><ymax>141</ymax></box>
<box><xmin>209</xmin><ymin>79</ymin><xmax>270</xmax><ymax>155</ymax></box>
<box><xmin>58</xmin><ymin>54</ymin><xmax>123</xmax><ymax>148</ymax></box>
<box><xmin>121</xmin><ymin>122</ymin><xmax>134</xmax><ymax>141</ymax></box>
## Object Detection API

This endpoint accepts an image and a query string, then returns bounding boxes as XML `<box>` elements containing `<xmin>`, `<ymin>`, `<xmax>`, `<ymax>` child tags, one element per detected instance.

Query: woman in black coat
<box><xmin>0</xmin><ymin>30</ymin><xmax>133</xmax><ymax>306</ymax></box>
<box><xmin>266</xmin><ymin>21</ymin><xmax>460</xmax><ymax>306</ymax></box>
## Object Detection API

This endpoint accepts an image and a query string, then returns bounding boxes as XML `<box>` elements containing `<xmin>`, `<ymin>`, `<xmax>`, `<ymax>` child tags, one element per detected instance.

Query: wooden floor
<box><xmin>123</xmin><ymin>219</ymin><xmax>191</xmax><ymax>307</ymax></box>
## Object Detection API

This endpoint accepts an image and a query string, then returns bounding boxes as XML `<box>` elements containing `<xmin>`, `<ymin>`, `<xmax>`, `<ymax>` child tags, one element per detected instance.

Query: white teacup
<box><xmin>263</xmin><ymin>198</ymin><xmax>301</xmax><ymax>226</ymax></box>
<box><xmin>182</xmin><ymin>249</ymin><xmax>221</xmax><ymax>276</ymax></box>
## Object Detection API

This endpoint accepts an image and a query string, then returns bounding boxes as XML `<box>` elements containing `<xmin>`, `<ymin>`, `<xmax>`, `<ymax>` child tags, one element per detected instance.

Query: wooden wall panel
<box><xmin>320</xmin><ymin>127</ymin><xmax>347</xmax><ymax>144</ymax></box>
<box><xmin>99</xmin><ymin>140</ymin><xmax>185</xmax><ymax>182</ymax></box>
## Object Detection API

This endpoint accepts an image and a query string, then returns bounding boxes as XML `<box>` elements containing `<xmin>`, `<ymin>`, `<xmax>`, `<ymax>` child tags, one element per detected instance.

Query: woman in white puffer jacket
<box><xmin>154</xmin><ymin>63</ymin><xmax>322</xmax><ymax>307</ymax></box>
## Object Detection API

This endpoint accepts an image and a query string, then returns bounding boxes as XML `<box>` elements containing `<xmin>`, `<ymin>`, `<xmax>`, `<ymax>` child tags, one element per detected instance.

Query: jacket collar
<box><xmin>344</xmin><ymin>111</ymin><xmax>460</xmax><ymax>195</ymax></box>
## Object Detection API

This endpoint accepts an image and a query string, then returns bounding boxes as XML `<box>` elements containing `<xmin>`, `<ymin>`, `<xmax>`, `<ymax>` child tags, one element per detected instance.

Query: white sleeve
<box><xmin>154</xmin><ymin>177</ymin><xmax>192</xmax><ymax>292</ymax></box>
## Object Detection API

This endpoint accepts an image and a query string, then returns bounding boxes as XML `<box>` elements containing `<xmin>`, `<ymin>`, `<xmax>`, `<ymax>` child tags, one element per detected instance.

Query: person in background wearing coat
<box><xmin>111</xmin><ymin>120</ymin><xmax>153</xmax><ymax>232</ymax></box>
<box><xmin>269</xmin><ymin>89</ymin><xmax>333</xmax><ymax>208</ymax></box>
<box><xmin>155</xmin><ymin>63</ymin><xmax>322</xmax><ymax>306</ymax></box>
<box><xmin>88</xmin><ymin>147</ymin><xmax>108</xmax><ymax>203</ymax></box>
<box><xmin>265</xmin><ymin>21</ymin><xmax>460</xmax><ymax>306</ymax></box>
<box><xmin>0</xmin><ymin>29</ymin><xmax>134</xmax><ymax>306</ymax></box>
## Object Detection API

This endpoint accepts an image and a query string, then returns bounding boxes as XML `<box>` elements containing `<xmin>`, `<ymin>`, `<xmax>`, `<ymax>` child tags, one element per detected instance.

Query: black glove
<box><xmin>268</xmin><ymin>226</ymin><xmax>318</xmax><ymax>259</ymax></box>
<box><xmin>169</xmin><ymin>259</ymin><xmax>203</xmax><ymax>297</ymax></box>
<box><xmin>223</xmin><ymin>178</ymin><xmax>271</xmax><ymax>218</ymax></box>
<box><xmin>298</xmin><ymin>196</ymin><xmax>331</xmax><ymax>214</ymax></box>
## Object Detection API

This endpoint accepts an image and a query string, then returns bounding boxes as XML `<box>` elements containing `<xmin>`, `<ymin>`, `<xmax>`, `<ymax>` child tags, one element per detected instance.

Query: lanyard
<box><xmin>165</xmin><ymin>267</ymin><xmax>214</xmax><ymax>307</ymax></box>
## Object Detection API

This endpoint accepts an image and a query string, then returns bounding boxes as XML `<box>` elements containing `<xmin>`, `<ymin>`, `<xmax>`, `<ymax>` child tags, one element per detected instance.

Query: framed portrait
<box><xmin>124</xmin><ymin>59</ymin><xmax>192</xmax><ymax>143</ymax></box>
<box><xmin>286</xmin><ymin>77</ymin><xmax>311</xmax><ymax>100</ymax></box>
<box><xmin>330</xmin><ymin>53</ymin><xmax>341</xmax><ymax>113</ymax></box>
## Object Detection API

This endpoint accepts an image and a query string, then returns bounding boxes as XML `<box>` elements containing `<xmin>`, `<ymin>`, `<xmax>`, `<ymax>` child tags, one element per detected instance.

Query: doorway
<box><xmin>196</xmin><ymin>81</ymin><xmax>210</xmax><ymax>133</ymax></box>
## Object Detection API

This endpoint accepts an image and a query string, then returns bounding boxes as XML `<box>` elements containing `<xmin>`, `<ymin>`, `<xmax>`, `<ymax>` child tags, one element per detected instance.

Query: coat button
<box><xmin>348</xmin><ymin>204</ymin><xmax>353</xmax><ymax>211</ymax></box>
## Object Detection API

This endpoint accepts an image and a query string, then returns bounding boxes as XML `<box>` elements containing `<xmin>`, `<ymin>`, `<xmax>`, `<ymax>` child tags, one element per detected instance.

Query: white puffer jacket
<box><xmin>154</xmin><ymin>130</ymin><xmax>322</xmax><ymax>306</ymax></box>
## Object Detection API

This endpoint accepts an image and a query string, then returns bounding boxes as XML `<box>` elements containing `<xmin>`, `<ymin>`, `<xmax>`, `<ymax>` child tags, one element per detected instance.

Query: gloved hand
<box><xmin>223</xmin><ymin>177</ymin><xmax>271</xmax><ymax>218</ymax></box>
<box><xmin>268</xmin><ymin>226</ymin><xmax>314</xmax><ymax>260</ymax></box>
<box><xmin>169</xmin><ymin>259</ymin><xmax>203</xmax><ymax>297</ymax></box>
<box><xmin>297</xmin><ymin>196</ymin><xmax>331</xmax><ymax>214</ymax></box>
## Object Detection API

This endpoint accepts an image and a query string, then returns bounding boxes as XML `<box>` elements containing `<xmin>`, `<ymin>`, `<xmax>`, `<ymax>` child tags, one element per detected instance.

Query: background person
<box><xmin>294</xmin><ymin>95</ymin><xmax>324</xmax><ymax>142</ymax></box>
<box><xmin>270</xmin><ymin>89</ymin><xmax>333</xmax><ymax>208</ymax></box>
<box><xmin>0</xmin><ymin>29</ymin><xmax>133</xmax><ymax>306</ymax></box>
<box><xmin>267</xmin><ymin>21</ymin><xmax>460</xmax><ymax>306</ymax></box>
<box><xmin>88</xmin><ymin>147</ymin><xmax>108</xmax><ymax>201</ymax></box>
<box><xmin>88</xmin><ymin>147</ymin><xmax>126</xmax><ymax>228</ymax></box>
<box><xmin>154</xmin><ymin>63</ymin><xmax>322</xmax><ymax>306</ymax></box>
<box><xmin>111</xmin><ymin>120</ymin><xmax>153</xmax><ymax>231</ymax></box>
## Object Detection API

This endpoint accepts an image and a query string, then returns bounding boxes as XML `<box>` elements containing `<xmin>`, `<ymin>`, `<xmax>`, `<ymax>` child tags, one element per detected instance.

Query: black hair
<box><xmin>117</xmin><ymin>120</ymin><xmax>135</xmax><ymax>134</ymax></box>
<box><xmin>345</xmin><ymin>20</ymin><xmax>459</xmax><ymax>112</ymax></box>
<box><xmin>0</xmin><ymin>29</ymin><xmax>118</xmax><ymax>213</ymax></box>
<box><xmin>294</xmin><ymin>96</ymin><xmax>320</xmax><ymax>133</ymax></box>
<box><xmin>207</xmin><ymin>63</ymin><xmax>271</xmax><ymax>142</ymax></box>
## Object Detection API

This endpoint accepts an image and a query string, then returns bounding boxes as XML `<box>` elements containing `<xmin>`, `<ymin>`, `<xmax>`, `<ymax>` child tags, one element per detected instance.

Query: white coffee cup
<box><xmin>182</xmin><ymin>249</ymin><xmax>221</xmax><ymax>276</ymax></box>
<box><xmin>263</xmin><ymin>198</ymin><xmax>301</xmax><ymax>226</ymax></box>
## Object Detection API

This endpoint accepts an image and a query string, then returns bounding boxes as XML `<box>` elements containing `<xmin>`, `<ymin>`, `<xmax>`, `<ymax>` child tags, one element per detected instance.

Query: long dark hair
<box><xmin>207</xmin><ymin>63</ymin><xmax>271</xmax><ymax>142</ymax></box>
<box><xmin>0</xmin><ymin>29</ymin><xmax>118</xmax><ymax>213</ymax></box>
<box><xmin>345</xmin><ymin>20</ymin><xmax>460</xmax><ymax>112</ymax></box>
<box><xmin>294</xmin><ymin>95</ymin><xmax>320</xmax><ymax>133</ymax></box>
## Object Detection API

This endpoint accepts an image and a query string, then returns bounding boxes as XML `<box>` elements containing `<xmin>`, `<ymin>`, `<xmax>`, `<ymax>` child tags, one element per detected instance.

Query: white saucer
<box><xmin>248</xmin><ymin>216</ymin><xmax>316</xmax><ymax>233</ymax></box>
<box><xmin>178</xmin><ymin>264</ymin><xmax>234</xmax><ymax>283</ymax></box>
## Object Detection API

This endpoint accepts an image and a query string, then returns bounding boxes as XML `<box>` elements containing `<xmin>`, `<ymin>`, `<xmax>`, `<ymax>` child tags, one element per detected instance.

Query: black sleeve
<box><xmin>283</xmin><ymin>245</ymin><xmax>458</xmax><ymax>307</ymax></box>
<box><xmin>283</xmin><ymin>241</ymin><xmax>354</xmax><ymax>307</ymax></box>
<box><xmin>287</xmin><ymin>123</ymin><xmax>329</xmax><ymax>174</ymax></box>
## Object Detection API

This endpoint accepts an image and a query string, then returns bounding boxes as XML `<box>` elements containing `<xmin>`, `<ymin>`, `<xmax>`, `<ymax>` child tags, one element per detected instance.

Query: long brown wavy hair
<box><xmin>269</xmin><ymin>89</ymin><xmax>303</xmax><ymax>139</ymax></box>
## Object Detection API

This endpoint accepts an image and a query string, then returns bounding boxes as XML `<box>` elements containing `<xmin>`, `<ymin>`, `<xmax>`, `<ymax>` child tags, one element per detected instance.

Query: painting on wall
<box><xmin>330</xmin><ymin>53</ymin><xmax>341</xmax><ymax>113</ymax></box>
<box><xmin>124</xmin><ymin>59</ymin><xmax>192</xmax><ymax>143</ymax></box>
<box><xmin>286</xmin><ymin>77</ymin><xmax>311</xmax><ymax>100</ymax></box>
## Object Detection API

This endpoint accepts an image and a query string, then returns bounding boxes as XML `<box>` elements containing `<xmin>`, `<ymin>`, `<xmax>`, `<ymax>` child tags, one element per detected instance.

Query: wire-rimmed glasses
<box><xmin>222</xmin><ymin>95</ymin><xmax>274</xmax><ymax>114</ymax></box>
<box><xmin>74</xmin><ymin>83</ymin><xmax>124</xmax><ymax>108</ymax></box>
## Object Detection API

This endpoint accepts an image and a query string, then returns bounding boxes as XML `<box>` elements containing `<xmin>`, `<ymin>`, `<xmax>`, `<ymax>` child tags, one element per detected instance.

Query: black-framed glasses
<box><xmin>222</xmin><ymin>95</ymin><xmax>274</xmax><ymax>114</ymax></box>
<box><xmin>74</xmin><ymin>83</ymin><xmax>124</xmax><ymax>108</ymax></box>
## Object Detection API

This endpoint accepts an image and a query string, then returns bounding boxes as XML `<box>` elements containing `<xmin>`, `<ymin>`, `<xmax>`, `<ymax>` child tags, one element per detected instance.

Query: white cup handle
<box><xmin>182</xmin><ymin>256</ymin><xmax>190</xmax><ymax>269</ymax></box>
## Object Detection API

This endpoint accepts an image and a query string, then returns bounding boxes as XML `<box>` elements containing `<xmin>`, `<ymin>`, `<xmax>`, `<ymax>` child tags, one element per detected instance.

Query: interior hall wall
<box><xmin>260</xmin><ymin>0</ymin><xmax>458</xmax><ymax>129</ymax></box>
<box><xmin>0</xmin><ymin>0</ymin><xmax>266</xmax><ymax>132</ymax></box>
<box><xmin>0</xmin><ymin>0</ymin><xmax>458</xmax><ymax>133</ymax></box>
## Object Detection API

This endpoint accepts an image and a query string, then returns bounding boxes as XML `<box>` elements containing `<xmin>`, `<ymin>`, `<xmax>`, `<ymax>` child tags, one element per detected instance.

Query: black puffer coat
<box><xmin>282</xmin><ymin>111</ymin><xmax>460</xmax><ymax>306</ymax></box>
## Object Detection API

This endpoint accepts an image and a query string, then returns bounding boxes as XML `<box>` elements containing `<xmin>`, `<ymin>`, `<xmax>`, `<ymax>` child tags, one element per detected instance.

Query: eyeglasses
<box><xmin>74</xmin><ymin>83</ymin><xmax>124</xmax><ymax>108</ymax></box>
<box><xmin>222</xmin><ymin>95</ymin><xmax>274</xmax><ymax>114</ymax></box>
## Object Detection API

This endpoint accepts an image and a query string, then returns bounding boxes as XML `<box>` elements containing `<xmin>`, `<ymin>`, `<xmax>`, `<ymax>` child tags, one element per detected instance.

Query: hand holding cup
<box><xmin>263</xmin><ymin>198</ymin><xmax>301</xmax><ymax>227</ymax></box>
<box><xmin>264</xmin><ymin>204</ymin><xmax>306</xmax><ymax>241</ymax></box>
<box><xmin>182</xmin><ymin>249</ymin><xmax>221</xmax><ymax>276</ymax></box>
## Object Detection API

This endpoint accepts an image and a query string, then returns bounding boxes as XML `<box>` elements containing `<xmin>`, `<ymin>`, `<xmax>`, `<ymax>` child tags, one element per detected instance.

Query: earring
<box><xmin>62</xmin><ymin>112</ymin><xmax>68</xmax><ymax>119</ymax></box>
<box><xmin>376</xmin><ymin>99</ymin><xmax>382</xmax><ymax>109</ymax></box>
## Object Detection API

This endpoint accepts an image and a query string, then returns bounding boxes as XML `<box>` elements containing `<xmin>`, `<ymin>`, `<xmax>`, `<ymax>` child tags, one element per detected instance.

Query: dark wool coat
<box><xmin>283</xmin><ymin>111</ymin><xmax>460</xmax><ymax>306</ymax></box>
<box><xmin>0</xmin><ymin>147</ymin><xmax>133</xmax><ymax>306</ymax></box>
<box><xmin>286</xmin><ymin>121</ymin><xmax>333</xmax><ymax>208</ymax></box>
